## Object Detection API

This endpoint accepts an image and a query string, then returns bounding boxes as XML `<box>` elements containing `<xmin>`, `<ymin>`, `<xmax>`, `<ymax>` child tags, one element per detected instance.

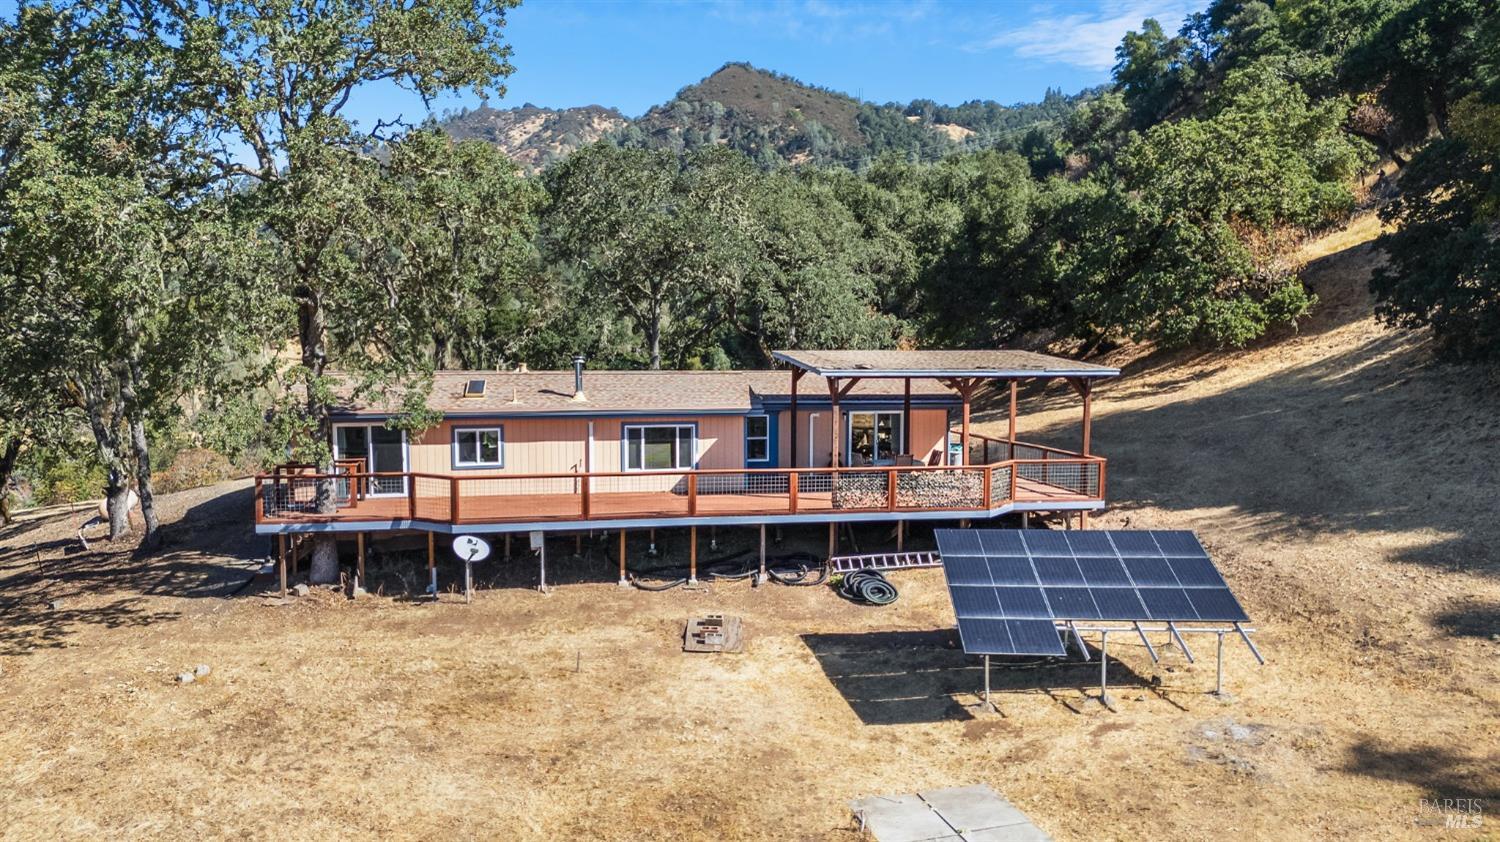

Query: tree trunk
<box><xmin>106</xmin><ymin>467</ymin><xmax>131</xmax><ymax>539</ymax></box>
<box><xmin>299</xmin><ymin>292</ymin><xmax>341</xmax><ymax>584</ymax></box>
<box><xmin>128</xmin><ymin>414</ymin><xmax>160</xmax><ymax>547</ymax></box>
<box><xmin>0</xmin><ymin>437</ymin><xmax>20</xmax><ymax>526</ymax></box>
<box><xmin>647</xmin><ymin>298</ymin><xmax>662</xmax><ymax>370</ymax></box>
<box><xmin>121</xmin><ymin>352</ymin><xmax>160</xmax><ymax>548</ymax></box>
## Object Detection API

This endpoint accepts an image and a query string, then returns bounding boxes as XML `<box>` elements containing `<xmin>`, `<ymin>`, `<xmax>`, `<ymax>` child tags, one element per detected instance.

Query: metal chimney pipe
<box><xmin>572</xmin><ymin>354</ymin><xmax>586</xmax><ymax>400</ymax></box>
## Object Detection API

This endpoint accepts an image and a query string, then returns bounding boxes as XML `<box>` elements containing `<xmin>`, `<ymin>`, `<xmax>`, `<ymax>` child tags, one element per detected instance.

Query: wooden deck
<box><xmin>258</xmin><ymin>467</ymin><xmax>1103</xmax><ymax>529</ymax></box>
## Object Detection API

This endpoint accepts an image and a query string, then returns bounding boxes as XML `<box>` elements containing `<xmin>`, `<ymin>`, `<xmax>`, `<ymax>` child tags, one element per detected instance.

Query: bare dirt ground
<box><xmin>2</xmin><ymin>216</ymin><xmax>1497</xmax><ymax>840</ymax></box>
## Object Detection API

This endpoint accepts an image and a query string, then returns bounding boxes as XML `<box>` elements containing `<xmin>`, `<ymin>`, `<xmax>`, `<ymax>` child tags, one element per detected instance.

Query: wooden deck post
<box><xmin>887</xmin><ymin>468</ymin><xmax>898</xmax><ymax>510</ymax></box>
<box><xmin>788</xmin><ymin>471</ymin><xmax>799</xmax><ymax>514</ymax></box>
<box><xmin>689</xmin><ymin>526</ymin><xmax>698</xmax><ymax>583</ymax></box>
<box><xmin>960</xmin><ymin>383</ymin><xmax>972</xmax><ymax>466</ymax></box>
<box><xmin>504</xmin><ymin>532</ymin><xmax>512</xmax><ymax>560</ymax></box>
<box><xmin>896</xmin><ymin>520</ymin><xmax>905</xmax><ymax>553</ymax></box>
<box><xmin>1008</xmin><ymin>379</ymin><xmax>1018</xmax><ymax>459</ymax></box>
<box><xmin>1081</xmin><ymin>381</ymin><xmax>1093</xmax><ymax>456</ymax></box>
<box><xmin>827</xmin><ymin>522</ymin><xmax>837</xmax><ymax>560</ymax></box>
<box><xmin>356</xmin><ymin>532</ymin><xmax>366</xmax><ymax>588</ymax></box>
<box><xmin>758</xmin><ymin>524</ymin><xmax>767</xmax><ymax>583</ymax></box>
<box><xmin>427</xmin><ymin>532</ymin><xmax>436</xmax><ymax>597</ymax></box>
<box><xmin>618</xmin><ymin>529</ymin><xmax>627</xmax><ymax>585</ymax></box>
<box><xmin>408</xmin><ymin>475</ymin><xmax>417</xmax><ymax>520</ymax></box>
<box><xmin>278</xmin><ymin>534</ymin><xmax>287</xmax><ymax>598</ymax></box>
<box><xmin>903</xmin><ymin>377</ymin><xmax>912</xmax><ymax>455</ymax></box>
<box><xmin>450</xmin><ymin>477</ymin><xmax>460</xmax><ymax>523</ymax></box>
<box><xmin>789</xmin><ymin>369</ymin><xmax>802</xmax><ymax>468</ymax></box>
<box><xmin>828</xmin><ymin>377</ymin><xmax>841</xmax><ymax>468</ymax></box>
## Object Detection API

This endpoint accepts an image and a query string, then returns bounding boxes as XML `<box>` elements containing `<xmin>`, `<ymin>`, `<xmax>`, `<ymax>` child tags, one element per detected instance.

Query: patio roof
<box><xmin>770</xmin><ymin>349</ymin><xmax>1119</xmax><ymax>380</ymax></box>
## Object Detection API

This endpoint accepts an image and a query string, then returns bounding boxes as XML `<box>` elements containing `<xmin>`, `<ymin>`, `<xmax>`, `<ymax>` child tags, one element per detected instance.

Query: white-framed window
<box><xmin>847</xmin><ymin>411</ymin><xmax>904</xmax><ymax>465</ymax></box>
<box><xmin>452</xmin><ymin>426</ymin><xmax>503</xmax><ymax>468</ymax></box>
<box><xmin>624</xmin><ymin>424</ymin><xmax>695</xmax><ymax>471</ymax></box>
<box><xmin>745</xmin><ymin>415</ymin><xmax>770</xmax><ymax>463</ymax></box>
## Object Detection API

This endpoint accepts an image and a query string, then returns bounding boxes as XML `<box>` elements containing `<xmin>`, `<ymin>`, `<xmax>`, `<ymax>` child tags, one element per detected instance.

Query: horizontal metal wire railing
<box><xmin>255</xmin><ymin>441</ymin><xmax>1106</xmax><ymax>526</ymax></box>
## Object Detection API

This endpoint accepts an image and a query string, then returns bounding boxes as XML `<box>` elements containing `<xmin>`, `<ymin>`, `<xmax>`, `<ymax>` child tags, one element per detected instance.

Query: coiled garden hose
<box><xmin>837</xmin><ymin>568</ymin><xmax>899</xmax><ymax>605</ymax></box>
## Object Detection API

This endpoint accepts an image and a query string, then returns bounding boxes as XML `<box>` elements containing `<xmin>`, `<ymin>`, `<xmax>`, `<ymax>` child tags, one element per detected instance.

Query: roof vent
<box><xmin>571</xmin><ymin>354</ymin><xmax>587</xmax><ymax>402</ymax></box>
<box><xmin>463</xmin><ymin>378</ymin><xmax>486</xmax><ymax>398</ymax></box>
<box><xmin>516</xmin><ymin>362</ymin><xmax>530</xmax><ymax>373</ymax></box>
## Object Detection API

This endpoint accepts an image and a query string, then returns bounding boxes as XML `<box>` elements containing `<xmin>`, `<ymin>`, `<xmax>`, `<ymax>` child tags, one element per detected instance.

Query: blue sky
<box><xmin>342</xmin><ymin>0</ymin><xmax>1207</xmax><ymax>127</ymax></box>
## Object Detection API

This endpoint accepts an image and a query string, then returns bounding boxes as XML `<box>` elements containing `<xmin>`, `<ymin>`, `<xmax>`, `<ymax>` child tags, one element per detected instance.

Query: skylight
<box><xmin>464</xmin><ymin>379</ymin><xmax>486</xmax><ymax>397</ymax></box>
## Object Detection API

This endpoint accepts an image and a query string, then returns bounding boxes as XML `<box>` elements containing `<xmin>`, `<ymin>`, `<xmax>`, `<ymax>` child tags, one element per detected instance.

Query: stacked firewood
<box><xmin>832</xmin><ymin>472</ymin><xmax>984</xmax><ymax>509</ymax></box>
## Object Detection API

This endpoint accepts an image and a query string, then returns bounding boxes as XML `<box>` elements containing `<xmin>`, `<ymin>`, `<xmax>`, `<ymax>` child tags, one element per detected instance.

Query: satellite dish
<box><xmin>451</xmin><ymin>535</ymin><xmax>492</xmax><ymax>563</ymax></box>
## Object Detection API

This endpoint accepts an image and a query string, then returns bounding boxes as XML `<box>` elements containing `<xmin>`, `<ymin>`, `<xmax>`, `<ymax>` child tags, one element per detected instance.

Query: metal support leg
<box><xmin>983</xmin><ymin>655</ymin><xmax>992</xmax><ymax>712</ymax></box>
<box><xmin>1099</xmin><ymin>630</ymin><xmax>1114</xmax><ymax>710</ymax></box>
<box><xmin>1215</xmin><ymin>631</ymin><xmax>1225</xmax><ymax>695</ymax></box>
<box><xmin>1135</xmin><ymin>621</ymin><xmax>1160</xmax><ymax>663</ymax></box>
<box><xmin>464</xmin><ymin>561</ymin><xmax>473</xmax><ymax>604</ymax></box>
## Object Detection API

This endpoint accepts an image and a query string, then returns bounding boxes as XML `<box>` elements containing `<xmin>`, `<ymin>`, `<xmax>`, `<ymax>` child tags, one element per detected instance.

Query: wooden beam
<box><xmin>903</xmin><ymin>378</ymin><xmax>912</xmax><ymax>454</ymax></box>
<box><xmin>618</xmin><ymin>529</ymin><xmax>627</xmax><ymax>584</ymax></box>
<box><xmin>828</xmin><ymin>377</ymin><xmax>841</xmax><ymax>468</ymax></box>
<box><xmin>759</xmin><ymin>524</ymin><xmax>767</xmax><ymax>583</ymax></box>
<box><xmin>960</xmin><ymin>382</ymin><xmax>972</xmax><ymax>466</ymax></box>
<box><xmin>1080</xmin><ymin>380</ymin><xmax>1093</xmax><ymax>456</ymax></box>
<box><xmin>278</xmin><ymin>534</ymin><xmax>287</xmax><ymax>598</ymax></box>
<box><xmin>827</xmin><ymin>522</ymin><xmax>836</xmax><ymax>560</ymax></box>
<box><xmin>689</xmin><ymin>526</ymin><xmax>698</xmax><ymax>583</ymax></box>
<box><xmin>356</xmin><ymin>532</ymin><xmax>366</xmax><ymax>588</ymax></box>
<box><xmin>1008</xmin><ymin>379</ymin><xmax>1018</xmax><ymax>458</ymax></box>
<box><xmin>789</xmin><ymin>368</ymin><xmax>802</xmax><ymax>468</ymax></box>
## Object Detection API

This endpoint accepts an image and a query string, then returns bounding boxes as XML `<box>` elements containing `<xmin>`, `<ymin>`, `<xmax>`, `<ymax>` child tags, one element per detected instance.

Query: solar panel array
<box><xmin>934</xmin><ymin>529</ymin><xmax>1249</xmax><ymax>657</ymax></box>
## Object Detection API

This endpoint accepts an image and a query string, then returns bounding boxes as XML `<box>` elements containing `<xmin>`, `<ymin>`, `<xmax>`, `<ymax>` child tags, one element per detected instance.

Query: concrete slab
<box><xmin>850</xmin><ymin>784</ymin><xmax>1052</xmax><ymax>842</ymax></box>
<box><xmin>919</xmin><ymin>785</ymin><xmax>1033</xmax><ymax>832</ymax></box>
<box><xmin>849</xmin><ymin>793</ymin><xmax>958</xmax><ymax>842</ymax></box>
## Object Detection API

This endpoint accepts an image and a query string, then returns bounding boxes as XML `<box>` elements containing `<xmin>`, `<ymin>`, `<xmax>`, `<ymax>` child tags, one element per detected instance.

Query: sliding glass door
<box><xmin>846</xmin><ymin>411</ymin><xmax>903</xmax><ymax>466</ymax></box>
<box><xmin>334</xmin><ymin>424</ymin><xmax>408</xmax><ymax>495</ymax></box>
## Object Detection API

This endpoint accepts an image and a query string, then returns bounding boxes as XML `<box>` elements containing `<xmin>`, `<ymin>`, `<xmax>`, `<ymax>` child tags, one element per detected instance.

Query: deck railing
<box><xmin>255</xmin><ymin>441</ymin><xmax>1105</xmax><ymax>527</ymax></box>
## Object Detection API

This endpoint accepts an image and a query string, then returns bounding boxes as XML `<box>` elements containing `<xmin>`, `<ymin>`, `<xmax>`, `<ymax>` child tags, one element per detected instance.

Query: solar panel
<box><xmin>937</xmin><ymin>529</ymin><xmax>1249</xmax><ymax>656</ymax></box>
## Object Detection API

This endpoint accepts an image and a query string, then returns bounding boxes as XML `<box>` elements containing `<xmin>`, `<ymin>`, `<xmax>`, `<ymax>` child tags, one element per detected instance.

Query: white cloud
<box><xmin>707</xmin><ymin>0</ymin><xmax>935</xmax><ymax>43</ymax></box>
<box><xmin>973</xmin><ymin>0</ymin><xmax>1202</xmax><ymax>72</ymax></box>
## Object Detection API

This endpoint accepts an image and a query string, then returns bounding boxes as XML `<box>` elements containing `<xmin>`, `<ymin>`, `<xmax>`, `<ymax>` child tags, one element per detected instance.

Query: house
<box><xmin>256</xmin><ymin>349</ymin><xmax>1119</xmax><ymax>582</ymax></box>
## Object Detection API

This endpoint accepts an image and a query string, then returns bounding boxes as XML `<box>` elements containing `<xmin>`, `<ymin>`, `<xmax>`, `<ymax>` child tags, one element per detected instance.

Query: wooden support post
<box><xmin>687</xmin><ymin>473</ymin><xmax>698</xmax><ymax>516</ymax></box>
<box><xmin>450</xmin><ymin>476</ymin><xmax>460</xmax><ymax>523</ymax></box>
<box><xmin>427</xmin><ymin>532</ymin><xmax>437</xmax><ymax>596</ymax></box>
<box><xmin>689</xmin><ymin>526</ymin><xmax>698</xmax><ymax>583</ymax></box>
<box><xmin>887</xmin><ymin>468</ymin><xmax>898</xmax><ymax>511</ymax></box>
<box><xmin>1082</xmin><ymin>382</ymin><xmax>1093</xmax><ymax>456</ymax></box>
<box><xmin>789</xmin><ymin>369</ymin><xmax>802</xmax><ymax>468</ymax></box>
<box><xmin>896</xmin><ymin>520</ymin><xmax>905</xmax><ymax>553</ymax></box>
<box><xmin>356</xmin><ymin>532</ymin><xmax>366</xmax><ymax>588</ymax></box>
<box><xmin>788</xmin><ymin>471</ymin><xmax>799</xmax><ymax>514</ymax></box>
<box><xmin>758</xmin><ymin>524</ymin><xmax>767</xmax><ymax>583</ymax></box>
<box><xmin>1008</xmin><ymin>379</ymin><xmax>1018</xmax><ymax>459</ymax></box>
<box><xmin>618</xmin><ymin>530</ymin><xmax>627</xmax><ymax>585</ymax></box>
<box><xmin>278</xmin><ymin>534</ymin><xmax>287</xmax><ymax>598</ymax></box>
<box><xmin>1080</xmin><ymin>511</ymin><xmax>1089</xmax><ymax>530</ymax></box>
<box><xmin>408</xmin><ymin>475</ymin><xmax>417</xmax><ymax>520</ymax></box>
<box><xmin>504</xmin><ymin>532</ymin><xmax>512</xmax><ymax>560</ymax></box>
<box><xmin>827</xmin><ymin>522</ymin><xmax>837</xmax><ymax>560</ymax></box>
<box><xmin>828</xmin><ymin>378</ymin><xmax>841</xmax><ymax>468</ymax></box>
<box><xmin>960</xmin><ymin>381</ymin><xmax>972</xmax><ymax>466</ymax></box>
<box><xmin>903</xmin><ymin>377</ymin><xmax>912</xmax><ymax>455</ymax></box>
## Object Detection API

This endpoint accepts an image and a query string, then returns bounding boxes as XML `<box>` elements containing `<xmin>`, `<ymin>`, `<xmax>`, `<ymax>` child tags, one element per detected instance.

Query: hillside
<box><xmin>438</xmin><ymin>103</ymin><xmax>628</xmax><ymax>170</ymax></box>
<box><xmin>438</xmin><ymin>63</ymin><xmax>1098</xmax><ymax>170</ymax></box>
<box><xmin>2</xmin><ymin>216</ymin><xmax>1496</xmax><ymax>838</ymax></box>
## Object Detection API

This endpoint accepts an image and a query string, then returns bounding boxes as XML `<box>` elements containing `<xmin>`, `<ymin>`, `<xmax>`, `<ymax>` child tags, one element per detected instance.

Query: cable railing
<box><xmin>255</xmin><ymin>440</ymin><xmax>1105</xmax><ymax>526</ymax></box>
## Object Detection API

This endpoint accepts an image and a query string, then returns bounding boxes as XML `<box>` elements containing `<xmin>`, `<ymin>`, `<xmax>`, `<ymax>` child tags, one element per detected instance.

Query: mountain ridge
<box><xmin>438</xmin><ymin>62</ymin><xmax>1101</xmax><ymax>171</ymax></box>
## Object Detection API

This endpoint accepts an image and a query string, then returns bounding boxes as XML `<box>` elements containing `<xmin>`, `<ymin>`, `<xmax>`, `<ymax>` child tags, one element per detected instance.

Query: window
<box><xmin>624</xmin><ymin>424</ymin><xmax>694</xmax><ymax>471</ymax></box>
<box><xmin>745</xmin><ymin>415</ymin><xmax>770</xmax><ymax>463</ymax></box>
<box><xmin>847</xmin><ymin>411</ymin><xmax>904</xmax><ymax>465</ymax></box>
<box><xmin>453</xmin><ymin>427</ymin><xmax>503</xmax><ymax>468</ymax></box>
<box><xmin>463</xmin><ymin>379</ymin><xmax>486</xmax><ymax>398</ymax></box>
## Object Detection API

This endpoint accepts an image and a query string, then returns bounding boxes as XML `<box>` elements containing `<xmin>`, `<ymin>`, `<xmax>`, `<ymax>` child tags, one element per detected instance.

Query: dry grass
<box><xmin>2</xmin><ymin>224</ymin><xmax>1498</xmax><ymax>840</ymax></box>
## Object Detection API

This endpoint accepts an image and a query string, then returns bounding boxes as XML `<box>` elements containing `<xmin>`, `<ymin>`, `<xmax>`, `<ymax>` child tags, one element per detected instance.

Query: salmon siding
<box><xmin>256</xmin><ymin>355</ymin><xmax>1117</xmax><ymax>533</ymax></box>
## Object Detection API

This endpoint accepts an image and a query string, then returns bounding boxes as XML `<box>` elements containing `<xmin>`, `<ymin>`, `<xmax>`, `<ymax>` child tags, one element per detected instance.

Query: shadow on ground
<box><xmin>0</xmin><ymin>482</ymin><xmax>264</xmax><ymax>656</ymax></box>
<box><xmin>800</xmin><ymin>630</ymin><xmax>1154</xmax><ymax>725</ymax></box>
<box><xmin>1343</xmin><ymin>738</ymin><xmax>1500</xmax><ymax>803</ymax></box>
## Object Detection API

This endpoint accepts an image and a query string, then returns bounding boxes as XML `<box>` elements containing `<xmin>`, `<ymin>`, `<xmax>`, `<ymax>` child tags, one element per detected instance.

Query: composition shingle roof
<box><xmin>772</xmin><ymin>349</ymin><xmax>1119</xmax><ymax>378</ymax></box>
<box><xmin>332</xmin><ymin>369</ymin><xmax>961</xmax><ymax>416</ymax></box>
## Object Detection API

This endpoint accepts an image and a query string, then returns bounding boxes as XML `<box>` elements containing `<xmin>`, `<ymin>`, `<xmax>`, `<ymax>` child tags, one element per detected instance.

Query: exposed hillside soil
<box><xmin>1</xmin><ymin>215</ymin><xmax>1496</xmax><ymax>839</ymax></box>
